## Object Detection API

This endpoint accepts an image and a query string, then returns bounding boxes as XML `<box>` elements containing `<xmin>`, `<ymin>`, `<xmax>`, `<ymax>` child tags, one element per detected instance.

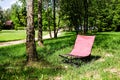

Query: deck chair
<box><xmin>59</xmin><ymin>35</ymin><xmax>95</xmax><ymax>61</ymax></box>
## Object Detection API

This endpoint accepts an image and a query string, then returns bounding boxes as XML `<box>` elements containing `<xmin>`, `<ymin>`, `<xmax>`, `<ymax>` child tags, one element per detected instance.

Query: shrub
<box><xmin>17</xmin><ymin>27</ymin><xmax>26</xmax><ymax>30</ymax></box>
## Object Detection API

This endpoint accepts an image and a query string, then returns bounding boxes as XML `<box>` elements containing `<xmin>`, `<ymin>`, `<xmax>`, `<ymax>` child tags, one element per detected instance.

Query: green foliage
<box><xmin>0</xmin><ymin>7</ymin><xmax>5</xmax><ymax>29</ymax></box>
<box><xmin>60</xmin><ymin>0</ymin><xmax>83</xmax><ymax>28</ymax></box>
<box><xmin>60</xmin><ymin>0</ymin><xmax>120</xmax><ymax>32</ymax></box>
<box><xmin>17</xmin><ymin>27</ymin><xmax>25</xmax><ymax>30</ymax></box>
<box><xmin>10</xmin><ymin>2</ymin><xmax>26</xmax><ymax>29</ymax></box>
<box><xmin>91</xmin><ymin>0</ymin><xmax>120</xmax><ymax>32</ymax></box>
<box><xmin>1</xmin><ymin>0</ymin><xmax>120</xmax><ymax>32</ymax></box>
<box><xmin>42</xmin><ymin>8</ymin><xmax>53</xmax><ymax>30</ymax></box>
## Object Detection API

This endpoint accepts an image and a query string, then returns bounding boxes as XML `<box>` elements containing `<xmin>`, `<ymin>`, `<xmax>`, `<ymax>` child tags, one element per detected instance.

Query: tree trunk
<box><xmin>84</xmin><ymin>0</ymin><xmax>88</xmax><ymax>34</ymax></box>
<box><xmin>46</xmin><ymin>0</ymin><xmax>52</xmax><ymax>38</ymax></box>
<box><xmin>48</xmin><ymin>16</ymin><xmax>52</xmax><ymax>38</ymax></box>
<box><xmin>53</xmin><ymin>0</ymin><xmax>57</xmax><ymax>38</ymax></box>
<box><xmin>38</xmin><ymin>0</ymin><xmax>43</xmax><ymax>46</ymax></box>
<box><xmin>71</xmin><ymin>15</ymin><xmax>79</xmax><ymax>34</ymax></box>
<box><xmin>57</xmin><ymin>16</ymin><xmax>60</xmax><ymax>34</ymax></box>
<box><xmin>26</xmin><ymin>0</ymin><xmax>38</xmax><ymax>62</ymax></box>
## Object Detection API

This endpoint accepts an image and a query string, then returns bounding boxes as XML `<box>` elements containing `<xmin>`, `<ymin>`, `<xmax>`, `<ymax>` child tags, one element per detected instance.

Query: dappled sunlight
<box><xmin>104</xmin><ymin>68</ymin><xmax>120</xmax><ymax>77</ymax></box>
<box><xmin>80</xmin><ymin>71</ymin><xmax>101</xmax><ymax>79</ymax></box>
<box><xmin>1</xmin><ymin>32</ymin><xmax>120</xmax><ymax>79</ymax></box>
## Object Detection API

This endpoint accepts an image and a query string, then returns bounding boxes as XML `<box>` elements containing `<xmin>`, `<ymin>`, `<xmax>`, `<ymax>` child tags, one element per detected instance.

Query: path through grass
<box><xmin>0</xmin><ymin>31</ymin><xmax>120</xmax><ymax>80</ymax></box>
<box><xmin>0</xmin><ymin>30</ymin><xmax>48</xmax><ymax>42</ymax></box>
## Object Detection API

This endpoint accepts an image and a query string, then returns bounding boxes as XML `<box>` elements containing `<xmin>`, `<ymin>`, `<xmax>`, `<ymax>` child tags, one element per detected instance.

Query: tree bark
<box><xmin>26</xmin><ymin>0</ymin><xmax>38</xmax><ymax>62</ymax></box>
<box><xmin>53</xmin><ymin>0</ymin><xmax>57</xmax><ymax>38</ymax></box>
<box><xmin>84</xmin><ymin>0</ymin><xmax>88</xmax><ymax>34</ymax></box>
<box><xmin>57</xmin><ymin>15</ymin><xmax>60</xmax><ymax>34</ymax></box>
<box><xmin>46</xmin><ymin>0</ymin><xmax>52</xmax><ymax>38</ymax></box>
<box><xmin>48</xmin><ymin>13</ymin><xmax>52</xmax><ymax>38</ymax></box>
<box><xmin>38</xmin><ymin>0</ymin><xmax>43</xmax><ymax>46</ymax></box>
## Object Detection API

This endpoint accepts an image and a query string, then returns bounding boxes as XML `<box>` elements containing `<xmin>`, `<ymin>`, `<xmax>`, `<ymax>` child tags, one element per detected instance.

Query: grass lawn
<box><xmin>0</xmin><ymin>31</ymin><xmax>120</xmax><ymax>80</ymax></box>
<box><xmin>0</xmin><ymin>30</ymin><xmax>48</xmax><ymax>42</ymax></box>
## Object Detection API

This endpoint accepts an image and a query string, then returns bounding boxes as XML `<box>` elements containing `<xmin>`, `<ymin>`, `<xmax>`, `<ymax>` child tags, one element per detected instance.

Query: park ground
<box><xmin>0</xmin><ymin>30</ymin><xmax>120</xmax><ymax>80</ymax></box>
<box><xmin>0</xmin><ymin>30</ymin><xmax>62</xmax><ymax>47</ymax></box>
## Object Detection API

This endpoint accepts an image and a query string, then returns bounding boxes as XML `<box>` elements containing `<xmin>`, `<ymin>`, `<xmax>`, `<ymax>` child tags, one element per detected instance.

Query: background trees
<box><xmin>60</xmin><ymin>0</ymin><xmax>120</xmax><ymax>33</ymax></box>
<box><xmin>1</xmin><ymin>0</ymin><xmax>120</xmax><ymax>32</ymax></box>
<box><xmin>0</xmin><ymin>7</ymin><xmax>4</xmax><ymax>30</ymax></box>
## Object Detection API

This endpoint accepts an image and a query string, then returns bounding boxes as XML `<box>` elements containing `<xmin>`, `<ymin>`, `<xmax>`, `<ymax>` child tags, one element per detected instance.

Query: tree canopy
<box><xmin>0</xmin><ymin>0</ymin><xmax>120</xmax><ymax>32</ymax></box>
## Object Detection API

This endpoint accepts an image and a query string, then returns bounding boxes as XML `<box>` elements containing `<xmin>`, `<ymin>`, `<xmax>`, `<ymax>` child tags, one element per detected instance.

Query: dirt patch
<box><xmin>96</xmin><ymin>53</ymin><xmax>113</xmax><ymax>62</ymax></box>
<box><xmin>80</xmin><ymin>71</ymin><xmax>101</xmax><ymax>79</ymax></box>
<box><xmin>96</xmin><ymin>58</ymin><xmax>105</xmax><ymax>62</ymax></box>
<box><xmin>54</xmin><ymin>76</ymin><xmax>62</xmax><ymax>80</ymax></box>
<box><xmin>105</xmin><ymin>53</ymin><xmax>113</xmax><ymax>57</ymax></box>
<box><xmin>104</xmin><ymin>68</ymin><xmax>120</xmax><ymax>77</ymax></box>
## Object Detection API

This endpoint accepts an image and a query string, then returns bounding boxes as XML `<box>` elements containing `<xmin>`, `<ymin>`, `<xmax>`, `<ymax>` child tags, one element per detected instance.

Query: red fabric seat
<box><xmin>60</xmin><ymin>35</ymin><xmax>95</xmax><ymax>58</ymax></box>
<box><xmin>70</xmin><ymin>35</ymin><xmax>95</xmax><ymax>57</ymax></box>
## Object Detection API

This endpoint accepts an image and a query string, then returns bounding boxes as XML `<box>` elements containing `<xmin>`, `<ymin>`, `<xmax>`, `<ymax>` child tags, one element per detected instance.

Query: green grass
<box><xmin>0</xmin><ymin>30</ymin><xmax>48</xmax><ymax>42</ymax></box>
<box><xmin>0</xmin><ymin>31</ymin><xmax>120</xmax><ymax>80</ymax></box>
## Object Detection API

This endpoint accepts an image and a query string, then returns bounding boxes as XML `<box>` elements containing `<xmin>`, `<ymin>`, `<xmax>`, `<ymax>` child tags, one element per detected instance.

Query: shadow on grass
<box><xmin>37</xmin><ymin>33</ymin><xmax>76</xmax><ymax>57</ymax></box>
<box><xmin>37</xmin><ymin>32</ymin><xmax>105</xmax><ymax>66</ymax></box>
<box><xmin>61</xmin><ymin>55</ymin><xmax>101</xmax><ymax>67</ymax></box>
<box><xmin>1</xmin><ymin>31</ymin><xmax>118</xmax><ymax>79</ymax></box>
<box><xmin>0</xmin><ymin>43</ymin><xmax>66</xmax><ymax>79</ymax></box>
<box><xmin>94</xmin><ymin>33</ymin><xmax>120</xmax><ymax>49</ymax></box>
<box><xmin>37</xmin><ymin>32</ymin><xmax>102</xmax><ymax>67</ymax></box>
<box><xmin>0</xmin><ymin>33</ymin><xmax>76</xmax><ymax>79</ymax></box>
<box><xmin>0</xmin><ymin>57</ymin><xmax>64</xmax><ymax>80</ymax></box>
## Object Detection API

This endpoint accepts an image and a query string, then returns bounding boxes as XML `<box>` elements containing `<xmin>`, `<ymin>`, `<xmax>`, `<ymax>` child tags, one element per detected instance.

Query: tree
<box><xmin>42</xmin><ymin>0</ymin><xmax>61</xmax><ymax>38</ymax></box>
<box><xmin>44</xmin><ymin>0</ymin><xmax>52</xmax><ymax>38</ymax></box>
<box><xmin>19</xmin><ymin>0</ymin><xmax>27</xmax><ymax>27</ymax></box>
<box><xmin>38</xmin><ymin>0</ymin><xmax>43</xmax><ymax>46</ymax></box>
<box><xmin>53</xmin><ymin>0</ymin><xmax>57</xmax><ymax>38</ymax></box>
<box><xmin>60</xmin><ymin>0</ymin><xmax>83</xmax><ymax>34</ymax></box>
<box><xmin>11</xmin><ymin>3</ymin><xmax>21</xmax><ymax>29</ymax></box>
<box><xmin>0</xmin><ymin>7</ymin><xmax>11</xmax><ymax>30</ymax></box>
<box><xmin>0</xmin><ymin>7</ymin><xmax>4</xmax><ymax>30</ymax></box>
<box><xmin>83</xmin><ymin>0</ymin><xmax>88</xmax><ymax>34</ymax></box>
<box><xmin>26</xmin><ymin>0</ymin><xmax>38</xmax><ymax>62</ymax></box>
<box><xmin>55</xmin><ymin>0</ymin><xmax>62</xmax><ymax>36</ymax></box>
<box><xmin>10</xmin><ymin>1</ymin><xmax>27</xmax><ymax>29</ymax></box>
<box><xmin>94</xmin><ymin>0</ymin><xmax>120</xmax><ymax>32</ymax></box>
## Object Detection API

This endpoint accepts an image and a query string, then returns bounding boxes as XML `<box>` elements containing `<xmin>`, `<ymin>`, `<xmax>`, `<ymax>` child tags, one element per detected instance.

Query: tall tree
<box><xmin>45</xmin><ymin>0</ymin><xmax>52</xmax><ymax>38</ymax></box>
<box><xmin>0</xmin><ymin>7</ymin><xmax>4</xmax><ymax>30</ymax></box>
<box><xmin>26</xmin><ymin>0</ymin><xmax>38</xmax><ymax>62</ymax></box>
<box><xmin>19</xmin><ymin>0</ymin><xmax>27</xmax><ymax>27</ymax></box>
<box><xmin>11</xmin><ymin>3</ymin><xmax>21</xmax><ymax>28</ymax></box>
<box><xmin>38</xmin><ymin>0</ymin><xmax>43</xmax><ymax>46</ymax></box>
<box><xmin>53</xmin><ymin>0</ymin><xmax>57</xmax><ymax>38</ymax></box>
<box><xmin>10</xmin><ymin>2</ymin><xmax>27</xmax><ymax>29</ymax></box>
<box><xmin>60</xmin><ymin>0</ymin><xmax>83</xmax><ymax>34</ymax></box>
<box><xmin>83</xmin><ymin>0</ymin><xmax>88</xmax><ymax>34</ymax></box>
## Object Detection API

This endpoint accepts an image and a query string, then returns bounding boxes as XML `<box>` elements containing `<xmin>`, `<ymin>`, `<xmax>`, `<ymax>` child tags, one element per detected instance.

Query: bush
<box><xmin>16</xmin><ymin>27</ymin><xmax>26</xmax><ymax>30</ymax></box>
